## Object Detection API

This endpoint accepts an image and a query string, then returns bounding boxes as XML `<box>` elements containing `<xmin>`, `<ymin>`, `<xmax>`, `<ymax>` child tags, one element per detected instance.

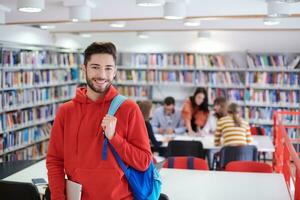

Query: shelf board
<box><xmin>1</xmin><ymin>80</ymin><xmax>79</xmax><ymax>91</ymax></box>
<box><xmin>0</xmin><ymin>116</ymin><xmax>55</xmax><ymax>134</ymax></box>
<box><xmin>0</xmin><ymin>136</ymin><xmax>50</xmax><ymax>156</ymax></box>
<box><xmin>0</xmin><ymin>97</ymin><xmax>72</xmax><ymax>114</ymax></box>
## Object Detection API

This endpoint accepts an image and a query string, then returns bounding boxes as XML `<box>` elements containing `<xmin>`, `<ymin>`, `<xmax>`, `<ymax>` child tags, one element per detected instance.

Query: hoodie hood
<box><xmin>73</xmin><ymin>85</ymin><xmax>119</xmax><ymax>104</ymax></box>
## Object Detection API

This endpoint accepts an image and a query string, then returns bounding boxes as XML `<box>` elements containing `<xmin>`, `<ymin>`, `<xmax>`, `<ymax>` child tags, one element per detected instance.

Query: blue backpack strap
<box><xmin>107</xmin><ymin>142</ymin><xmax>127</xmax><ymax>172</ymax></box>
<box><xmin>168</xmin><ymin>157</ymin><xmax>174</xmax><ymax>168</ymax></box>
<box><xmin>187</xmin><ymin>157</ymin><xmax>194</xmax><ymax>169</ymax></box>
<box><xmin>102</xmin><ymin>95</ymin><xmax>127</xmax><ymax>160</ymax></box>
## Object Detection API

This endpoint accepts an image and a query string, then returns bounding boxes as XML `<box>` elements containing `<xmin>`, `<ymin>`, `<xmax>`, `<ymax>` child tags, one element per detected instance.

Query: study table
<box><xmin>160</xmin><ymin>168</ymin><xmax>290</xmax><ymax>200</ymax></box>
<box><xmin>2</xmin><ymin>159</ymin><xmax>291</xmax><ymax>200</ymax></box>
<box><xmin>156</xmin><ymin>134</ymin><xmax>275</xmax><ymax>152</ymax></box>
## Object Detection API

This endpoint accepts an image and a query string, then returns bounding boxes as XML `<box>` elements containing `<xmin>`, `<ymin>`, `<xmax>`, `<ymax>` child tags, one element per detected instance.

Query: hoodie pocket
<box><xmin>74</xmin><ymin>167</ymin><xmax>129</xmax><ymax>200</ymax></box>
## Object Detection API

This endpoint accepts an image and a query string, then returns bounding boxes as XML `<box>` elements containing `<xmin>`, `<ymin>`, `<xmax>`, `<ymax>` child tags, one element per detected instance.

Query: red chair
<box><xmin>250</xmin><ymin>126</ymin><xmax>266</xmax><ymax>136</ymax></box>
<box><xmin>163</xmin><ymin>156</ymin><xmax>209</xmax><ymax>170</ymax></box>
<box><xmin>225</xmin><ymin>161</ymin><xmax>272</xmax><ymax>173</ymax></box>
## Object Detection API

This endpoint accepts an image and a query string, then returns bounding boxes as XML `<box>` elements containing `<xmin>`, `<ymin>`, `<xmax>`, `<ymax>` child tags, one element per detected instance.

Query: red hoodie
<box><xmin>46</xmin><ymin>85</ymin><xmax>152</xmax><ymax>200</ymax></box>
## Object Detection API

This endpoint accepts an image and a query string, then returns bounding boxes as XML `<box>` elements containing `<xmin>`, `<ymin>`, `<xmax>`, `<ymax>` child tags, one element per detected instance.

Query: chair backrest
<box><xmin>0</xmin><ymin>180</ymin><xmax>40</xmax><ymax>200</ymax></box>
<box><xmin>219</xmin><ymin>145</ymin><xmax>258</xmax><ymax>170</ymax></box>
<box><xmin>44</xmin><ymin>186</ymin><xmax>51</xmax><ymax>200</ymax></box>
<box><xmin>250</xmin><ymin>126</ymin><xmax>266</xmax><ymax>136</ymax></box>
<box><xmin>225</xmin><ymin>161</ymin><xmax>272</xmax><ymax>173</ymax></box>
<box><xmin>163</xmin><ymin>156</ymin><xmax>209</xmax><ymax>170</ymax></box>
<box><xmin>165</xmin><ymin>140</ymin><xmax>205</xmax><ymax>159</ymax></box>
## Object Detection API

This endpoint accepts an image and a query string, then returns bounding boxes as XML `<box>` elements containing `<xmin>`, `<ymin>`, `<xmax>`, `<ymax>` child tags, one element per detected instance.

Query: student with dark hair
<box><xmin>138</xmin><ymin>101</ymin><xmax>169</xmax><ymax>156</ymax></box>
<box><xmin>151</xmin><ymin>96</ymin><xmax>185</xmax><ymax>135</ymax></box>
<box><xmin>202</xmin><ymin>96</ymin><xmax>228</xmax><ymax>136</ymax></box>
<box><xmin>215</xmin><ymin>103</ymin><xmax>253</xmax><ymax>146</ymax></box>
<box><xmin>181</xmin><ymin>87</ymin><xmax>209</xmax><ymax>135</ymax></box>
<box><xmin>46</xmin><ymin>42</ymin><xmax>151</xmax><ymax>200</ymax></box>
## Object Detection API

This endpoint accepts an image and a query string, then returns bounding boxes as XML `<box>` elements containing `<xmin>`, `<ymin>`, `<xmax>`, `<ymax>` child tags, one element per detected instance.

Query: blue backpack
<box><xmin>102</xmin><ymin>95</ymin><xmax>162</xmax><ymax>200</ymax></box>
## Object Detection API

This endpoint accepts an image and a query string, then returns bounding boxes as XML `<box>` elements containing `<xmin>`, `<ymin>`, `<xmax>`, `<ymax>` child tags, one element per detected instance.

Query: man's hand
<box><xmin>166</xmin><ymin>128</ymin><xmax>174</xmax><ymax>134</ymax></box>
<box><xmin>158</xmin><ymin>128</ymin><xmax>164</xmax><ymax>134</ymax></box>
<box><xmin>101</xmin><ymin>114</ymin><xmax>117</xmax><ymax>140</ymax></box>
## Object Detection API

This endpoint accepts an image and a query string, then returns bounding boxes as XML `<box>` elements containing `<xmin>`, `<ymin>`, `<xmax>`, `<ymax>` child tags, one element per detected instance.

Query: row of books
<box><xmin>0</xmin><ymin>140</ymin><xmax>49</xmax><ymax>162</ymax></box>
<box><xmin>1</xmin><ymin>49</ymin><xmax>79</xmax><ymax>67</ymax></box>
<box><xmin>0</xmin><ymin>123</ymin><xmax>51</xmax><ymax>154</ymax></box>
<box><xmin>4</xmin><ymin>69</ymin><xmax>79</xmax><ymax>88</ymax></box>
<box><xmin>1</xmin><ymin>104</ymin><xmax>58</xmax><ymax>132</ymax></box>
<box><xmin>2</xmin><ymin>85</ymin><xmax>76</xmax><ymax>111</ymax></box>
<box><xmin>244</xmin><ymin>89</ymin><xmax>299</xmax><ymax>105</ymax></box>
<box><xmin>246</xmin><ymin>72</ymin><xmax>299</xmax><ymax>86</ymax></box>
<box><xmin>209</xmin><ymin>89</ymin><xmax>244</xmax><ymax>103</ymax></box>
<box><xmin>117</xmin><ymin>86</ymin><xmax>149</xmax><ymax>97</ymax></box>
<box><xmin>122</xmin><ymin>53</ymin><xmax>239</xmax><ymax>68</ymax></box>
<box><xmin>243</xmin><ymin>107</ymin><xmax>300</xmax><ymax>124</ymax></box>
<box><xmin>117</xmin><ymin>70</ymin><xmax>243</xmax><ymax>85</ymax></box>
<box><xmin>246</xmin><ymin>54</ymin><xmax>286</xmax><ymax>68</ymax></box>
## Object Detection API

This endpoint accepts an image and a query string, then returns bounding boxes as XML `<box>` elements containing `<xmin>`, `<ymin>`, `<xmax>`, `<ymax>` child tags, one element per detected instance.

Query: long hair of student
<box><xmin>227</xmin><ymin>103</ymin><xmax>242</xmax><ymax>127</ymax></box>
<box><xmin>189</xmin><ymin>87</ymin><xmax>209</xmax><ymax>112</ymax></box>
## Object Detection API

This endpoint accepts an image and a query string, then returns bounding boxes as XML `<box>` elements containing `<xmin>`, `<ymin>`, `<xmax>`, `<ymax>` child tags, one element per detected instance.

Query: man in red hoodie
<box><xmin>46</xmin><ymin>42</ymin><xmax>152</xmax><ymax>200</ymax></box>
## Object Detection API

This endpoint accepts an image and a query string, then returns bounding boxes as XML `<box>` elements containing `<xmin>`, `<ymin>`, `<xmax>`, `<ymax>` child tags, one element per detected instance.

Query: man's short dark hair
<box><xmin>164</xmin><ymin>96</ymin><xmax>175</xmax><ymax>106</ymax></box>
<box><xmin>84</xmin><ymin>42</ymin><xmax>117</xmax><ymax>65</ymax></box>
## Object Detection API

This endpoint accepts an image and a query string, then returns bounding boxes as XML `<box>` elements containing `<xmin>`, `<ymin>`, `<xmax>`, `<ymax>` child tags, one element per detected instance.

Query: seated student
<box><xmin>201</xmin><ymin>97</ymin><xmax>228</xmax><ymax>136</ymax></box>
<box><xmin>181</xmin><ymin>87</ymin><xmax>210</xmax><ymax>135</ymax></box>
<box><xmin>138</xmin><ymin>100</ymin><xmax>168</xmax><ymax>155</ymax></box>
<box><xmin>151</xmin><ymin>96</ymin><xmax>186</xmax><ymax>135</ymax></box>
<box><xmin>214</xmin><ymin>103</ymin><xmax>253</xmax><ymax>146</ymax></box>
<box><xmin>202</xmin><ymin>97</ymin><xmax>228</xmax><ymax>169</ymax></box>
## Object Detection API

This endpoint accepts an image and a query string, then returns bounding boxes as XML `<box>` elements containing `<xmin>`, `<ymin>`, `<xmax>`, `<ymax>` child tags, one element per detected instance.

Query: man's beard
<box><xmin>86</xmin><ymin>75</ymin><xmax>111</xmax><ymax>94</ymax></box>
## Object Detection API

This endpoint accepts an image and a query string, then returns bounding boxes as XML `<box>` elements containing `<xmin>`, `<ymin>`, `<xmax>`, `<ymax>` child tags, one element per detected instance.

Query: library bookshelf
<box><xmin>0</xmin><ymin>43</ymin><xmax>80</xmax><ymax>162</ymax></box>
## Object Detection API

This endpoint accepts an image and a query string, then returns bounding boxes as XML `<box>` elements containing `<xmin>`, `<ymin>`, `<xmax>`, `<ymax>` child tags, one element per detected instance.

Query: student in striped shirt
<box><xmin>214</xmin><ymin>103</ymin><xmax>253</xmax><ymax>146</ymax></box>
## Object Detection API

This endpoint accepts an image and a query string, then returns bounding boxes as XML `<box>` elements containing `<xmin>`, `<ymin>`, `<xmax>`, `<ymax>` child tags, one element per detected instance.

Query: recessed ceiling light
<box><xmin>263</xmin><ymin>17</ymin><xmax>281</xmax><ymax>25</ymax></box>
<box><xmin>163</xmin><ymin>1</ymin><xmax>186</xmax><ymax>20</ymax></box>
<box><xmin>184</xmin><ymin>19</ymin><xmax>201</xmax><ymax>27</ymax></box>
<box><xmin>109</xmin><ymin>21</ymin><xmax>126</xmax><ymax>28</ymax></box>
<box><xmin>137</xmin><ymin>32</ymin><xmax>149</xmax><ymax>39</ymax></box>
<box><xmin>80</xmin><ymin>33</ymin><xmax>92</xmax><ymax>38</ymax></box>
<box><xmin>18</xmin><ymin>0</ymin><xmax>45</xmax><ymax>13</ymax></box>
<box><xmin>136</xmin><ymin>0</ymin><xmax>165</xmax><ymax>7</ymax></box>
<box><xmin>40</xmin><ymin>25</ymin><xmax>55</xmax><ymax>29</ymax></box>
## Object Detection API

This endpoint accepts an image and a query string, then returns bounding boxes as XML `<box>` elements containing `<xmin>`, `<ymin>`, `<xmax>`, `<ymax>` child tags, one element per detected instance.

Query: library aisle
<box><xmin>0</xmin><ymin>0</ymin><xmax>300</xmax><ymax>200</ymax></box>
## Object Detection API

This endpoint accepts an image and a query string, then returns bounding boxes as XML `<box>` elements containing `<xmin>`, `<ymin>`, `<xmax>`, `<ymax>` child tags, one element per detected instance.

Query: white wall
<box><xmin>1</xmin><ymin>25</ymin><xmax>300</xmax><ymax>53</ymax></box>
<box><xmin>0</xmin><ymin>25</ymin><xmax>54</xmax><ymax>47</ymax></box>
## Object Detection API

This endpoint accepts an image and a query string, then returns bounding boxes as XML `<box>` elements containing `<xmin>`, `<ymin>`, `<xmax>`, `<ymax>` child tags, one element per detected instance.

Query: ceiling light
<box><xmin>80</xmin><ymin>33</ymin><xmax>92</xmax><ymax>38</ymax></box>
<box><xmin>18</xmin><ymin>0</ymin><xmax>45</xmax><ymax>13</ymax></box>
<box><xmin>137</xmin><ymin>32</ymin><xmax>149</xmax><ymax>39</ymax></box>
<box><xmin>69</xmin><ymin>6</ymin><xmax>91</xmax><ymax>22</ymax></box>
<box><xmin>109</xmin><ymin>21</ymin><xmax>126</xmax><ymax>28</ymax></box>
<box><xmin>40</xmin><ymin>25</ymin><xmax>55</xmax><ymax>29</ymax></box>
<box><xmin>267</xmin><ymin>0</ymin><xmax>290</xmax><ymax>17</ymax></box>
<box><xmin>184</xmin><ymin>19</ymin><xmax>201</xmax><ymax>27</ymax></box>
<box><xmin>136</xmin><ymin>0</ymin><xmax>165</xmax><ymax>7</ymax></box>
<box><xmin>197</xmin><ymin>32</ymin><xmax>210</xmax><ymax>39</ymax></box>
<box><xmin>263</xmin><ymin>17</ymin><xmax>281</xmax><ymax>25</ymax></box>
<box><xmin>163</xmin><ymin>1</ymin><xmax>186</xmax><ymax>20</ymax></box>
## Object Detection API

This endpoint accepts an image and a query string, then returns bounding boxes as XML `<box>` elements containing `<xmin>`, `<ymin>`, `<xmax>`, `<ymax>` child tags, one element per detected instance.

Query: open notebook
<box><xmin>66</xmin><ymin>179</ymin><xmax>82</xmax><ymax>200</ymax></box>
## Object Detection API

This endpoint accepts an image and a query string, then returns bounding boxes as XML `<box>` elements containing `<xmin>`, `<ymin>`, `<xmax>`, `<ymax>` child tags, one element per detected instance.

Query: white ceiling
<box><xmin>1</xmin><ymin>0</ymin><xmax>300</xmax><ymax>34</ymax></box>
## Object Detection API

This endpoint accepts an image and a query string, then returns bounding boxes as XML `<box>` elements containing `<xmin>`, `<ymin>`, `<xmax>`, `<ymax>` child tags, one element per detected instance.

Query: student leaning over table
<box><xmin>214</xmin><ymin>103</ymin><xmax>253</xmax><ymax>146</ymax></box>
<box><xmin>181</xmin><ymin>87</ymin><xmax>210</xmax><ymax>135</ymax></box>
<box><xmin>46</xmin><ymin>42</ymin><xmax>152</xmax><ymax>200</ymax></box>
